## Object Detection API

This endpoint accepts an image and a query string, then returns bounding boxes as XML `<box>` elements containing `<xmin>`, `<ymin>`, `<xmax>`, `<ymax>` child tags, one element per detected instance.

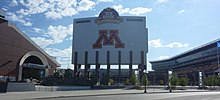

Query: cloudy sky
<box><xmin>1</xmin><ymin>0</ymin><xmax>220</xmax><ymax>70</ymax></box>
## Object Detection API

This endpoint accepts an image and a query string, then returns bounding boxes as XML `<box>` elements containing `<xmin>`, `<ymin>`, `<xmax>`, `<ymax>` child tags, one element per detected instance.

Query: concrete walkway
<box><xmin>0</xmin><ymin>88</ymin><xmax>210</xmax><ymax>100</ymax></box>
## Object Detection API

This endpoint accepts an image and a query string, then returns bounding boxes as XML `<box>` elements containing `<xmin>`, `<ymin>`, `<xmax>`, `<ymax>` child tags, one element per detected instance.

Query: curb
<box><xmin>29</xmin><ymin>92</ymin><xmax>144</xmax><ymax>99</ymax></box>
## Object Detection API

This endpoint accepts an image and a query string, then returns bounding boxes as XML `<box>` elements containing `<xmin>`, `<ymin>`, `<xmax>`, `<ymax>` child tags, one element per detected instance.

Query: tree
<box><xmin>159</xmin><ymin>80</ymin><xmax>164</xmax><ymax>85</ymax></box>
<box><xmin>204</xmin><ymin>74</ymin><xmax>218</xmax><ymax>89</ymax></box>
<box><xmin>64</xmin><ymin>69</ymin><xmax>72</xmax><ymax>79</ymax></box>
<box><xmin>142</xmin><ymin>73</ymin><xmax>149</xmax><ymax>93</ymax></box>
<box><xmin>179</xmin><ymin>77</ymin><xmax>189</xmax><ymax>89</ymax></box>
<box><xmin>170</xmin><ymin>73</ymin><xmax>179</xmax><ymax>87</ymax></box>
<box><xmin>125</xmin><ymin>79</ymin><xmax>130</xmax><ymax>85</ymax></box>
<box><xmin>100</xmin><ymin>73</ymin><xmax>108</xmax><ymax>85</ymax></box>
<box><xmin>142</xmin><ymin>74</ymin><xmax>149</xmax><ymax>86</ymax></box>
<box><xmin>130</xmin><ymin>71</ymin><xmax>137</xmax><ymax>85</ymax></box>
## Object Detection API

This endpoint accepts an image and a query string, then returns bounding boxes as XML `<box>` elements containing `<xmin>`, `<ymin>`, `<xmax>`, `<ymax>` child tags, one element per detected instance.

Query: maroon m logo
<box><xmin>93</xmin><ymin>29</ymin><xmax>125</xmax><ymax>48</ymax></box>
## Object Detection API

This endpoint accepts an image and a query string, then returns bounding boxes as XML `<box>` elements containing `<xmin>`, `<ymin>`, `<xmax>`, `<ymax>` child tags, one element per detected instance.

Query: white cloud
<box><xmin>113</xmin><ymin>5</ymin><xmax>130</xmax><ymax>14</ymax></box>
<box><xmin>33</xmin><ymin>28</ymin><xmax>44</xmax><ymax>33</ymax></box>
<box><xmin>23</xmin><ymin>21</ymin><xmax>33</xmax><ymax>26</ymax></box>
<box><xmin>129</xmin><ymin>7</ymin><xmax>152</xmax><ymax>15</ymax></box>
<box><xmin>2</xmin><ymin>8</ymin><xmax>7</xmax><ymax>11</ymax></box>
<box><xmin>66</xmin><ymin>36</ymin><xmax>73</xmax><ymax>41</ymax></box>
<box><xmin>18</xmin><ymin>0</ymin><xmax>49</xmax><ymax>15</ymax></box>
<box><xmin>113</xmin><ymin>5</ymin><xmax>152</xmax><ymax>15</ymax></box>
<box><xmin>44</xmin><ymin>0</ymin><xmax>78</xmax><ymax>19</ymax></box>
<box><xmin>10</xmin><ymin>0</ymin><xmax>18</xmax><ymax>6</ymax></box>
<box><xmin>16</xmin><ymin>0</ymin><xmax>95</xmax><ymax>20</ymax></box>
<box><xmin>44</xmin><ymin>11</ymin><xmax>62</xmax><ymax>20</ymax></box>
<box><xmin>165</xmin><ymin>42</ymin><xmax>190</xmax><ymax>48</ymax></box>
<box><xmin>149</xmin><ymin>39</ymin><xmax>190</xmax><ymax>48</ymax></box>
<box><xmin>178</xmin><ymin>9</ymin><xmax>185</xmax><ymax>14</ymax></box>
<box><xmin>158</xmin><ymin>56</ymin><xmax>170</xmax><ymax>60</ymax></box>
<box><xmin>45</xmin><ymin>46</ymin><xmax>72</xmax><ymax>68</ymax></box>
<box><xmin>31</xmin><ymin>37</ymin><xmax>53</xmax><ymax>48</ymax></box>
<box><xmin>77</xmin><ymin>0</ymin><xmax>96</xmax><ymax>12</ymax></box>
<box><xmin>31</xmin><ymin>24</ymin><xmax>73</xmax><ymax>48</ymax></box>
<box><xmin>46</xmin><ymin>46</ymin><xmax>72</xmax><ymax>58</ymax></box>
<box><xmin>156</xmin><ymin>0</ymin><xmax>169</xmax><ymax>4</ymax></box>
<box><xmin>46</xmin><ymin>24</ymin><xmax>73</xmax><ymax>43</ymax></box>
<box><xmin>148</xmin><ymin>39</ymin><xmax>163</xmax><ymax>47</ymax></box>
<box><xmin>6</xmin><ymin>12</ymin><xmax>33</xmax><ymax>26</ymax></box>
<box><xmin>97</xmin><ymin>0</ymin><xmax>114</xmax><ymax>3</ymax></box>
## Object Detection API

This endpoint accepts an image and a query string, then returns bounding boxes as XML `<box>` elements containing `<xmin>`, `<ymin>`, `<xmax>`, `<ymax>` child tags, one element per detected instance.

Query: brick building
<box><xmin>0</xmin><ymin>9</ymin><xmax>60</xmax><ymax>81</ymax></box>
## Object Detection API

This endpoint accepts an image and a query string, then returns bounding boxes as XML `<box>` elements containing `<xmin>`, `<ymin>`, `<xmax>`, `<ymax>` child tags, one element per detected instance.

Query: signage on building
<box><xmin>93</xmin><ymin>29</ymin><xmax>125</xmax><ymax>49</ymax></box>
<box><xmin>95</xmin><ymin>7</ymin><xmax>123</xmax><ymax>25</ymax></box>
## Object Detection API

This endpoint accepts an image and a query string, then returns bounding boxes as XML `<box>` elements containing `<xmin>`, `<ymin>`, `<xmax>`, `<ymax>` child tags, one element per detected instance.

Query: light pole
<box><xmin>143</xmin><ymin>70</ymin><xmax>147</xmax><ymax>93</ymax></box>
<box><xmin>168</xmin><ymin>70</ymin><xmax>172</xmax><ymax>93</ymax></box>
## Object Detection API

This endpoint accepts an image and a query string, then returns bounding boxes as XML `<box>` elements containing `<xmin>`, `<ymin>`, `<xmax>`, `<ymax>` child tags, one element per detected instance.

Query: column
<box><xmin>140</xmin><ymin>51</ymin><xmax>145</xmax><ymax>84</ymax></box>
<box><xmin>95</xmin><ymin>51</ymin><xmax>100</xmax><ymax>85</ymax></box>
<box><xmin>84</xmin><ymin>51</ymin><xmax>88</xmax><ymax>78</ymax></box>
<box><xmin>107</xmin><ymin>51</ymin><xmax>110</xmax><ymax>85</ymax></box>
<box><xmin>129</xmin><ymin>51</ymin><xmax>133</xmax><ymax>79</ymax></box>
<box><xmin>118</xmin><ymin>51</ymin><xmax>121</xmax><ymax>84</ymax></box>
<box><xmin>74</xmin><ymin>52</ymin><xmax>78</xmax><ymax>77</ymax></box>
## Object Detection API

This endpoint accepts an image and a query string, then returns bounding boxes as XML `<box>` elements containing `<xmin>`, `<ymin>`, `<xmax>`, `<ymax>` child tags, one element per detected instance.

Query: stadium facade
<box><xmin>150</xmin><ymin>39</ymin><xmax>220</xmax><ymax>85</ymax></box>
<box><xmin>72</xmin><ymin>8</ymin><xmax>148</xmax><ymax>84</ymax></box>
<box><xmin>0</xmin><ymin>9</ymin><xmax>60</xmax><ymax>81</ymax></box>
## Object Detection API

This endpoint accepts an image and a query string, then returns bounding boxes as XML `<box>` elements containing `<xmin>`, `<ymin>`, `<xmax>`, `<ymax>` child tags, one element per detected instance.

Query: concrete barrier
<box><xmin>7</xmin><ymin>82</ymin><xmax>35</xmax><ymax>92</ymax></box>
<box><xmin>35</xmin><ymin>85</ymin><xmax>91</xmax><ymax>91</ymax></box>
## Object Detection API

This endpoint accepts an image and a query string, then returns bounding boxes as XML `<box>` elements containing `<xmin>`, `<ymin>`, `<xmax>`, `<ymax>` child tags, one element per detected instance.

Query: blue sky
<box><xmin>1</xmin><ymin>0</ymin><xmax>220</xmax><ymax>70</ymax></box>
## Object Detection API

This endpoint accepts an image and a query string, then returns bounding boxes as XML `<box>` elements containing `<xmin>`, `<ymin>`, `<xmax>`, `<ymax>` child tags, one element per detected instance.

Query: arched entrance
<box><xmin>18</xmin><ymin>51</ymin><xmax>49</xmax><ymax>81</ymax></box>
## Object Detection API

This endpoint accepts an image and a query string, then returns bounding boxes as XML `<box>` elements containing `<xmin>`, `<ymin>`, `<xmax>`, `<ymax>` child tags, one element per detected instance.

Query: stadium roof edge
<box><xmin>150</xmin><ymin>38</ymin><xmax>220</xmax><ymax>63</ymax></box>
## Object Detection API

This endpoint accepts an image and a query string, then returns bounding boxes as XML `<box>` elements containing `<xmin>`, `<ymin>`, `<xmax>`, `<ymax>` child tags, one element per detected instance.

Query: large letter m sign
<box><xmin>93</xmin><ymin>29</ymin><xmax>125</xmax><ymax>49</ymax></box>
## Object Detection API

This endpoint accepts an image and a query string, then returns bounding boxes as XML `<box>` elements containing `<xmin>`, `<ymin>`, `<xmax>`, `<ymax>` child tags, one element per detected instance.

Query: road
<box><xmin>33</xmin><ymin>91</ymin><xmax>220</xmax><ymax>100</ymax></box>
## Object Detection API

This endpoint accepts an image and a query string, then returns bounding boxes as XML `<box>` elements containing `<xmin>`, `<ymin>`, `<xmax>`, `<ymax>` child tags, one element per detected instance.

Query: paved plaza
<box><xmin>1</xmin><ymin>88</ymin><xmax>219</xmax><ymax>100</ymax></box>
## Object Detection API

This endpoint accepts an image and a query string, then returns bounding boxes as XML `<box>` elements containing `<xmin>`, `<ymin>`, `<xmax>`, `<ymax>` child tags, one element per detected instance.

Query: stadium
<box><xmin>150</xmin><ymin>39</ymin><xmax>220</xmax><ymax>86</ymax></box>
<box><xmin>72</xmin><ymin>8</ymin><xmax>148</xmax><ymax>84</ymax></box>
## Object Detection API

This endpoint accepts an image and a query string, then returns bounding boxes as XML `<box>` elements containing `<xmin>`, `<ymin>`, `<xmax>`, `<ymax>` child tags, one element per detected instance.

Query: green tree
<box><xmin>100</xmin><ymin>73</ymin><xmax>109</xmax><ymax>85</ymax></box>
<box><xmin>64</xmin><ymin>69</ymin><xmax>72</xmax><ymax>79</ymax></box>
<box><xmin>130</xmin><ymin>71</ymin><xmax>137</xmax><ymax>85</ymax></box>
<box><xmin>204</xmin><ymin>74</ymin><xmax>218</xmax><ymax>89</ymax></box>
<box><xmin>125</xmin><ymin>79</ymin><xmax>130</xmax><ymax>85</ymax></box>
<box><xmin>142</xmin><ymin>74</ymin><xmax>149</xmax><ymax>86</ymax></box>
<box><xmin>170</xmin><ymin>73</ymin><xmax>179</xmax><ymax>87</ymax></box>
<box><xmin>159</xmin><ymin>80</ymin><xmax>164</xmax><ymax>85</ymax></box>
<box><xmin>179</xmin><ymin>77</ymin><xmax>189</xmax><ymax>89</ymax></box>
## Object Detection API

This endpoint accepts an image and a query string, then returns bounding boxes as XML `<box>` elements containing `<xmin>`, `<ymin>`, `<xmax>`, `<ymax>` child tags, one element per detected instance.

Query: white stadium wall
<box><xmin>72</xmin><ymin>8</ymin><xmax>148</xmax><ymax>65</ymax></box>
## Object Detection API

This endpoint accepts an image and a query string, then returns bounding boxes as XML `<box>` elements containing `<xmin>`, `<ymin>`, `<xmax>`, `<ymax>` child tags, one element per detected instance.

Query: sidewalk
<box><xmin>0</xmin><ymin>88</ymin><xmax>210</xmax><ymax>100</ymax></box>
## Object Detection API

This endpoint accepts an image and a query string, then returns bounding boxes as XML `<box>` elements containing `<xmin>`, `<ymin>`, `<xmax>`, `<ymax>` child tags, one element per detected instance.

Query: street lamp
<box><xmin>168</xmin><ymin>70</ymin><xmax>173</xmax><ymax>93</ymax></box>
<box><xmin>143</xmin><ymin>70</ymin><xmax>147</xmax><ymax>93</ymax></box>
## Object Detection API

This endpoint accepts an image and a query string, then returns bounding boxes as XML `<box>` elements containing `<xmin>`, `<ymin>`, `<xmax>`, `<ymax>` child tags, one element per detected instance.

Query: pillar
<box><xmin>118</xmin><ymin>51</ymin><xmax>121</xmax><ymax>84</ymax></box>
<box><xmin>74</xmin><ymin>52</ymin><xmax>78</xmax><ymax>77</ymax></box>
<box><xmin>95</xmin><ymin>51</ymin><xmax>100</xmax><ymax>84</ymax></box>
<box><xmin>84</xmin><ymin>51</ymin><xmax>88</xmax><ymax>78</ymax></box>
<box><xmin>129</xmin><ymin>51</ymin><xmax>133</xmax><ymax>79</ymax></box>
<box><xmin>107</xmin><ymin>51</ymin><xmax>110</xmax><ymax>85</ymax></box>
